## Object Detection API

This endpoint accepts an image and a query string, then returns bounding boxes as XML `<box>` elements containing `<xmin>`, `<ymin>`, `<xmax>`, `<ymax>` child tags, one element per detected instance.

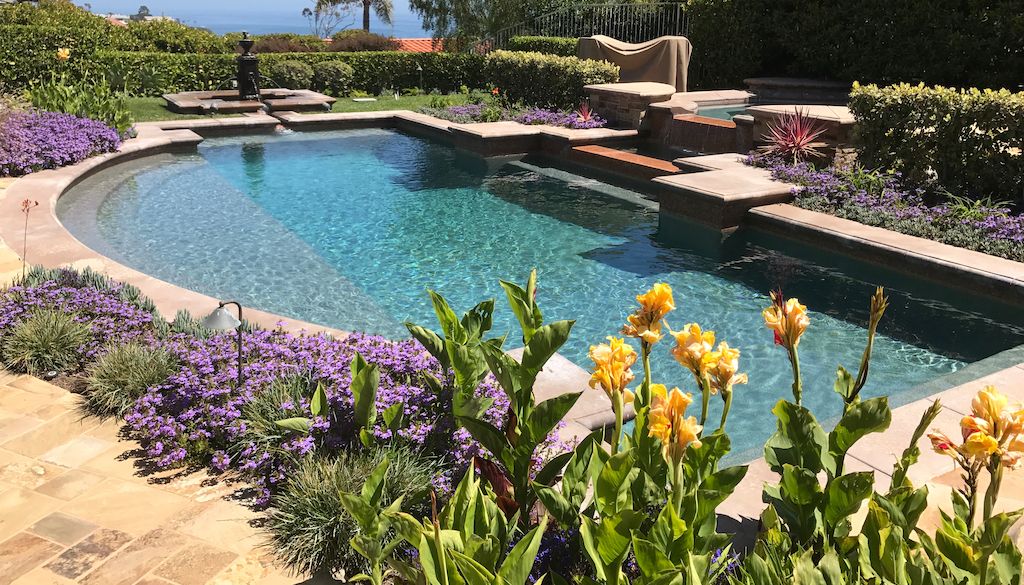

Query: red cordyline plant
<box><xmin>20</xmin><ymin>199</ymin><xmax>39</xmax><ymax>279</ymax></box>
<box><xmin>576</xmin><ymin>100</ymin><xmax>593</xmax><ymax>122</ymax></box>
<box><xmin>760</xmin><ymin>108</ymin><xmax>827</xmax><ymax>163</ymax></box>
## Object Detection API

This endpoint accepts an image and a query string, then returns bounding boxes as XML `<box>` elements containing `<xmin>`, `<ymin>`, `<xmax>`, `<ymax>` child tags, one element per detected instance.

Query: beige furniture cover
<box><xmin>578</xmin><ymin>35</ymin><xmax>692</xmax><ymax>92</ymax></box>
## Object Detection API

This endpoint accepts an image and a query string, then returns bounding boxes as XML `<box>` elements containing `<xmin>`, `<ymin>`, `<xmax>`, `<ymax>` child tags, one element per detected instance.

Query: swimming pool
<box><xmin>696</xmin><ymin>105</ymin><xmax>748</xmax><ymax>120</ymax></box>
<box><xmin>57</xmin><ymin>128</ymin><xmax>1024</xmax><ymax>456</ymax></box>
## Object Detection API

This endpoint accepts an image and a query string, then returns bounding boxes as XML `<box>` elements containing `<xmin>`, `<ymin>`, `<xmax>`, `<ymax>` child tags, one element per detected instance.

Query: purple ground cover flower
<box><xmin>0</xmin><ymin>111</ymin><xmax>120</xmax><ymax>177</ymax></box>
<box><xmin>420</xmin><ymin>104</ymin><xmax>606</xmax><ymax>129</ymax></box>
<box><xmin>749</xmin><ymin>155</ymin><xmax>1024</xmax><ymax>261</ymax></box>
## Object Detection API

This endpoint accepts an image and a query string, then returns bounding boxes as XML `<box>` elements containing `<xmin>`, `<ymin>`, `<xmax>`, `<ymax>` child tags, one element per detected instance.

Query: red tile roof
<box><xmin>395</xmin><ymin>38</ymin><xmax>444</xmax><ymax>53</ymax></box>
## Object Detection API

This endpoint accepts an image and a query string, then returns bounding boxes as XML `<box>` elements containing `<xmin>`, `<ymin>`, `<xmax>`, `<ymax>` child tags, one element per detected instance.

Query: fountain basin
<box><xmin>163</xmin><ymin>89</ymin><xmax>336</xmax><ymax>115</ymax></box>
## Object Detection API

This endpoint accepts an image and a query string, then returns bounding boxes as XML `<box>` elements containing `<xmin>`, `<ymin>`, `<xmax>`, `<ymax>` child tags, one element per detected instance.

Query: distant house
<box><xmin>104</xmin><ymin>12</ymin><xmax>177</xmax><ymax>25</ymax></box>
<box><xmin>394</xmin><ymin>38</ymin><xmax>444</xmax><ymax>53</ymax></box>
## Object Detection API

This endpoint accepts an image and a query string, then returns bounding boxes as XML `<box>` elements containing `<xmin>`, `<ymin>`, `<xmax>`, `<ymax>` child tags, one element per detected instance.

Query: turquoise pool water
<box><xmin>57</xmin><ymin>129</ymin><xmax>1024</xmax><ymax>457</ymax></box>
<box><xmin>697</xmin><ymin>105</ymin><xmax>748</xmax><ymax>120</ymax></box>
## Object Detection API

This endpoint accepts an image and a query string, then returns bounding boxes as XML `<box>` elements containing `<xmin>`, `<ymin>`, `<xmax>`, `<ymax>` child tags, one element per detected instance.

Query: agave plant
<box><xmin>760</xmin><ymin>108</ymin><xmax>827</xmax><ymax>163</ymax></box>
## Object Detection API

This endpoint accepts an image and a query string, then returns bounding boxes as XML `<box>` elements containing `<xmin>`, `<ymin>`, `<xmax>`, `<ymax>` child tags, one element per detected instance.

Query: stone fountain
<box><xmin>163</xmin><ymin>32</ymin><xmax>336</xmax><ymax>115</ymax></box>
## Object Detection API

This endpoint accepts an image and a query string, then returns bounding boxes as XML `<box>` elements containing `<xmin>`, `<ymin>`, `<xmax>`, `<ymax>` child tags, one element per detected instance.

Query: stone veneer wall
<box><xmin>585</xmin><ymin>83</ymin><xmax>676</xmax><ymax>130</ymax></box>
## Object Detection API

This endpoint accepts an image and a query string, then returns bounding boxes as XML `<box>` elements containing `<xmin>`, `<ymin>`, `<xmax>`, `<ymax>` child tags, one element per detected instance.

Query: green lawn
<box><xmin>126</xmin><ymin>94</ymin><xmax>471</xmax><ymax>122</ymax></box>
<box><xmin>330</xmin><ymin>93</ymin><xmax>471</xmax><ymax>113</ymax></box>
<box><xmin>126</xmin><ymin>97</ymin><xmax>239</xmax><ymax>122</ymax></box>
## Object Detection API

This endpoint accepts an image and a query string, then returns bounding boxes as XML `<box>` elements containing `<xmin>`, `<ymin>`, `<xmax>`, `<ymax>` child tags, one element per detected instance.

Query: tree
<box><xmin>302</xmin><ymin>0</ymin><xmax>356</xmax><ymax>39</ymax></box>
<box><xmin>133</xmin><ymin>5</ymin><xmax>150</xmax><ymax>20</ymax></box>
<box><xmin>360</xmin><ymin>0</ymin><xmax>393</xmax><ymax>33</ymax></box>
<box><xmin>409</xmin><ymin>0</ymin><xmax>578</xmax><ymax>47</ymax></box>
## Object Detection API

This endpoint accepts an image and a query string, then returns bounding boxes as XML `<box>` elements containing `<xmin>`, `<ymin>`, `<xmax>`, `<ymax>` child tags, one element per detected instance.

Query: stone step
<box><xmin>569</xmin><ymin>144</ymin><xmax>681</xmax><ymax>181</ymax></box>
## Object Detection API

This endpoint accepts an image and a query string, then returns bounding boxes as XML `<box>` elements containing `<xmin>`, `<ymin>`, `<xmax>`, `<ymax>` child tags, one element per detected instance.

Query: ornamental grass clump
<box><xmin>1</xmin><ymin>309</ymin><xmax>91</xmax><ymax>375</ymax></box>
<box><xmin>263</xmin><ymin>445</ymin><xmax>441</xmax><ymax>579</ymax></box>
<box><xmin>84</xmin><ymin>341</ymin><xmax>178</xmax><ymax>419</ymax></box>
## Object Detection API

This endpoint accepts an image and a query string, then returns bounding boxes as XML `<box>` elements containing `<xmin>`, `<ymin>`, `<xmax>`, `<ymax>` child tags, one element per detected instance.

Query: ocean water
<box><xmin>77</xmin><ymin>1</ymin><xmax>430</xmax><ymax>38</ymax></box>
<box><xmin>57</xmin><ymin>129</ymin><xmax>1024</xmax><ymax>457</ymax></box>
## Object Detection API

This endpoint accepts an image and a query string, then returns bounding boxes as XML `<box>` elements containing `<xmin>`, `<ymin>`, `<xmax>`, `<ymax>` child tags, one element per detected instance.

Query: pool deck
<box><xmin>0</xmin><ymin>113</ymin><xmax>1023</xmax><ymax>580</ymax></box>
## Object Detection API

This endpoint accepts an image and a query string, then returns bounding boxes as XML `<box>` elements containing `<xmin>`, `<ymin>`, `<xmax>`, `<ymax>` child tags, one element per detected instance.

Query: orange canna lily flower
<box><xmin>588</xmin><ymin>336</ymin><xmax>637</xmax><ymax>400</ymax></box>
<box><xmin>623</xmin><ymin>283</ymin><xmax>675</xmax><ymax>345</ymax></box>
<box><xmin>649</xmin><ymin>385</ymin><xmax>702</xmax><ymax>462</ymax></box>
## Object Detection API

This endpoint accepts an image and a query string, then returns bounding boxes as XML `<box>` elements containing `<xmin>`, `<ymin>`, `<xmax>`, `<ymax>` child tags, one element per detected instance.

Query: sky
<box><xmin>75</xmin><ymin>1</ymin><xmax>430</xmax><ymax>38</ymax></box>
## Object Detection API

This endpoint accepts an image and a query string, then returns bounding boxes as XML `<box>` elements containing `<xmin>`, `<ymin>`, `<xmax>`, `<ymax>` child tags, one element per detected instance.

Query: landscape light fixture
<box><xmin>202</xmin><ymin>300</ymin><xmax>245</xmax><ymax>387</ymax></box>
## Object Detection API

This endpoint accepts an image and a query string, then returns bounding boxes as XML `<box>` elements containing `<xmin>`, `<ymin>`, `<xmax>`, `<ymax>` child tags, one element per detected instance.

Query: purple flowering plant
<box><xmin>420</xmin><ymin>103</ymin><xmax>606</xmax><ymax>130</ymax></box>
<box><xmin>749</xmin><ymin>154</ymin><xmax>1024</xmax><ymax>262</ymax></box>
<box><xmin>0</xmin><ymin>267</ymin><xmax>566</xmax><ymax>507</ymax></box>
<box><xmin>0</xmin><ymin>111</ymin><xmax>120</xmax><ymax>177</ymax></box>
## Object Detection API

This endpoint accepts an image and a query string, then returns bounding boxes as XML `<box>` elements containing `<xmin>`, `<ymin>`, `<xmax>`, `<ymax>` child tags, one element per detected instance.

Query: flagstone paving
<box><xmin>0</xmin><ymin>371</ymin><xmax>306</xmax><ymax>585</ymax></box>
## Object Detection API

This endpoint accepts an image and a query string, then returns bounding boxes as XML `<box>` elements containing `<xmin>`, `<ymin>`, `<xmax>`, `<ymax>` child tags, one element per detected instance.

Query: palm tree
<box><xmin>360</xmin><ymin>0</ymin><xmax>393</xmax><ymax>33</ymax></box>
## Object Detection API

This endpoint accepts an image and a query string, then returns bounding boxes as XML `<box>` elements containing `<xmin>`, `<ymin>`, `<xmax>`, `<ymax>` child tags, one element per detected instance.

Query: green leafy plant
<box><xmin>408</xmin><ymin>270</ymin><xmax>580</xmax><ymax>523</ymax></box>
<box><xmin>27</xmin><ymin>73</ymin><xmax>133</xmax><ymax>134</ymax></box>
<box><xmin>84</xmin><ymin>342</ymin><xmax>178</xmax><ymax>419</ymax></box>
<box><xmin>760</xmin><ymin>288</ymin><xmax>892</xmax><ymax>552</ymax></box>
<box><xmin>389</xmin><ymin>464</ymin><xmax>549</xmax><ymax>585</ymax></box>
<box><xmin>1</xmin><ymin>308</ymin><xmax>91</xmax><ymax>375</ymax></box>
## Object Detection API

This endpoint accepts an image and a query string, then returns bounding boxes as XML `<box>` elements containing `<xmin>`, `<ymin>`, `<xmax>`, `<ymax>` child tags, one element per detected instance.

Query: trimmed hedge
<box><xmin>92</xmin><ymin>51</ymin><xmax>488</xmax><ymax>96</ymax></box>
<box><xmin>683</xmin><ymin>0</ymin><xmax>1023</xmax><ymax>90</ymax></box>
<box><xmin>507</xmin><ymin>36</ymin><xmax>579</xmax><ymax>57</ymax></box>
<box><xmin>0</xmin><ymin>24</ymin><xmax>132</xmax><ymax>89</ymax></box>
<box><xmin>484</xmin><ymin>50</ymin><xmax>618</xmax><ymax>110</ymax></box>
<box><xmin>91</xmin><ymin>51</ymin><xmax>615</xmax><ymax>108</ymax></box>
<box><xmin>849</xmin><ymin>82</ymin><xmax>1024</xmax><ymax>204</ymax></box>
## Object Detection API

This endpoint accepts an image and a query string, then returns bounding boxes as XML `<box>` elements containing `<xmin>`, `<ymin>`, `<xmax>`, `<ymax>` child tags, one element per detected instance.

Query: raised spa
<box><xmin>57</xmin><ymin>128</ymin><xmax>1024</xmax><ymax>456</ymax></box>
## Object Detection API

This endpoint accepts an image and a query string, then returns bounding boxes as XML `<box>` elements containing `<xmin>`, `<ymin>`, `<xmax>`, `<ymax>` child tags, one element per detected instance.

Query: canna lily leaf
<box><xmin>519</xmin><ymin>320</ymin><xmax>574</xmax><ymax>387</ymax></box>
<box><xmin>274</xmin><ymin>417</ymin><xmax>311</xmax><ymax>433</ymax></box>
<box><xmin>310</xmin><ymin>381</ymin><xmax>328</xmax><ymax>418</ymax></box>
<box><xmin>527</xmin><ymin>392</ymin><xmax>581</xmax><ymax>446</ymax></box>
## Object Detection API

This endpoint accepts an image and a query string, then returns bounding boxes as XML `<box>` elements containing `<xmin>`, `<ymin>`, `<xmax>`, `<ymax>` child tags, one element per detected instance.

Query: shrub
<box><xmin>266</xmin><ymin>60</ymin><xmax>315</xmax><ymax>90</ymax></box>
<box><xmin>0</xmin><ymin>111</ymin><xmax>121</xmax><ymax>177</ymax></box>
<box><xmin>849</xmin><ymin>82</ymin><xmax>1024</xmax><ymax>205</ymax></box>
<box><xmin>312</xmin><ymin>61</ymin><xmax>355</xmax><ymax>97</ymax></box>
<box><xmin>125</xmin><ymin>20</ymin><xmax>225</xmax><ymax>54</ymax></box>
<box><xmin>484</xmin><ymin>50</ymin><xmax>618</xmax><ymax>110</ymax></box>
<box><xmin>84</xmin><ymin>342</ymin><xmax>178</xmax><ymax>420</ymax></box>
<box><xmin>328</xmin><ymin>31</ymin><xmax>399</xmax><ymax>52</ymax></box>
<box><xmin>251</xmin><ymin>33</ymin><xmax>327</xmax><ymax>53</ymax></box>
<box><xmin>263</xmin><ymin>446</ymin><xmax>441</xmax><ymax>578</ymax></box>
<box><xmin>507</xmin><ymin>36</ymin><xmax>578</xmax><ymax>57</ymax></box>
<box><xmin>685</xmin><ymin>0</ymin><xmax>765</xmax><ymax>89</ymax></box>
<box><xmin>1</xmin><ymin>309</ymin><xmax>91</xmax><ymax>375</ymax></box>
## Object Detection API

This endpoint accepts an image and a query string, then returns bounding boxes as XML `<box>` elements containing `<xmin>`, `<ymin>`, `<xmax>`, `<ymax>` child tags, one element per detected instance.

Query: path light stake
<box><xmin>203</xmin><ymin>301</ymin><xmax>245</xmax><ymax>387</ymax></box>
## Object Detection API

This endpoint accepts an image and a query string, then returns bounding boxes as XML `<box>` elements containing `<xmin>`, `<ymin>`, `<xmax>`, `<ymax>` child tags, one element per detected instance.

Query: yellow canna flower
<box><xmin>588</xmin><ymin>336</ymin><xmax>637</xmax><ymax>400</ymax></box>
<box><xmin>649</xmin><ymin>386</ymin><xmax>702</xmax><ymax>462</ymax></box>
<box><xmin>622</xmin><ymin>283</ymin><xmax>675</xmax><ymax>345</ymax></box>
<box><xmin>962</xmin><ymin>432</ymin><xmax>1000</xmax><ymax>460</ymax></box>
<box><xmin>704</xmin><ymin>341</ymin><xmax>748</xmax><ymax>395</ymax></box>
<box><xmin>670</xmin><ymin>323</ymin><xmax>714</xmax><ymax>381</ymax></box>
<box><xmin>56</xmin><ymin>47</ymin><xmax>71</xmax><ymax>61</ymax></box>
<box><xmin>971</xmin><ymin>386</ymin><xmax>1008</xmax><ymax>427</ymax></box>
<box><xmin>762</xmin><ymin>293</ymin><xmax>810</xmax><ymax>349</ymax></box>
<box><xmin>960</xmin><ymin>415</ymin><xmax>991</xmax><ymax>441</ymax></box>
